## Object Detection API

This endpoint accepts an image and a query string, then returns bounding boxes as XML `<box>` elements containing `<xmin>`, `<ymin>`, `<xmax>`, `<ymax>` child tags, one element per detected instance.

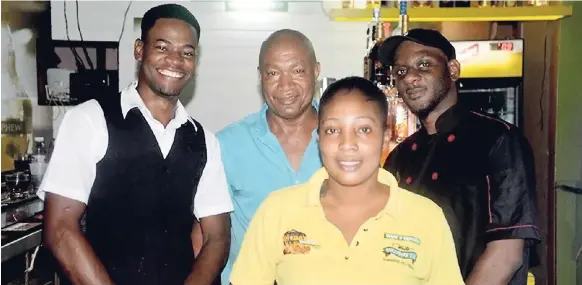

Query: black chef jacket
<box><xmin>383</xmin><ymin>104</ymin><xmax>541</xmax><ymax>284</ymax></box>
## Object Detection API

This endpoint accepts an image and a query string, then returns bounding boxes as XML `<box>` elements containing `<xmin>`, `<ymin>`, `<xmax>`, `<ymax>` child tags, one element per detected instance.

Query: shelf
<box><xmin>329</xmin><ymin>6</ymin><xmax>573</xmax><ymax>22</ymax></box>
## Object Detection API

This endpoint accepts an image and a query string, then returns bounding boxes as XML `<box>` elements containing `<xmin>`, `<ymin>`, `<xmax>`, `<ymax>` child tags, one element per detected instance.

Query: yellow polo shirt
<box><xmin>230</xmin><ymin>167</ymin><xmax>464</xmax><ymax>285</ymax></box>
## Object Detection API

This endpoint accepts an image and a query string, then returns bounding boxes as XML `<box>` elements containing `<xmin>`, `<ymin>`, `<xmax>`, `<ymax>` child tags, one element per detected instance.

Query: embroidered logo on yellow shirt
<box><xmin>384</xmin><ymin>233</ymin><xmax>421</xmax><ymax>245</ymax></box>
<box><xmin>282</xmin><ymin>229</ymin><xmax>319</xmax><ymax>255</ymax></box>
<box><xmin>383</xmin><ymin>243</ymin><xmax>418</xmax><ymax>264</ymax></box>
<box><xmin>383</xmin><ymin>233</ymin><xmax>420</xmax><ymax>268</ymax></box>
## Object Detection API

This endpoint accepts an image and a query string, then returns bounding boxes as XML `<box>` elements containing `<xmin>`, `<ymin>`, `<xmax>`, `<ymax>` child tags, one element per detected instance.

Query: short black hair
<box><xmin>318</xmin><ymin>76</ymin><xmax>388</xmax><ymax>128</ymax></box>
<box><xmin>141</xmin><ymin>4</ymin><xmax>201</xmax><ymax>42</ymax></box>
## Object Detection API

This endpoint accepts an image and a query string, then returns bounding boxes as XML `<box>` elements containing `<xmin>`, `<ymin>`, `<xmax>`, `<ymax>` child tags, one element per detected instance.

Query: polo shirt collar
<box><xmin>305</xmin><ymin>167</ymin><xmax>401</xmax><ymax>218</ymax></box>
<box><xmin>255</xmin><ymin>99</ymin><xmax>320</xmax><ymax>139</ymax></box>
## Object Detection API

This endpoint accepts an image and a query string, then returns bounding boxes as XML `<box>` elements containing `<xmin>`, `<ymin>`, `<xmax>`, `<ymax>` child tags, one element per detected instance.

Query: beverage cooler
<box><xmin>452</xmin><ymin>39</ymin><xmax>524</xmax><ymax>128</ymax></box>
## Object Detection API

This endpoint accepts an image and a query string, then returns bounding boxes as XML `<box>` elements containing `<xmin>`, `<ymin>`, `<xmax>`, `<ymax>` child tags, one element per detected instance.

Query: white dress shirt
<box><xmin>37</xmin><ymin>81</ymin><xmax>234</xmax><ymax>219</ymax></box>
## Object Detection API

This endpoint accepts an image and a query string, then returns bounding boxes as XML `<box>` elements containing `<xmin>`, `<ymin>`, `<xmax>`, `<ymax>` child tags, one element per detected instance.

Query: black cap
<box><xmin>141</xmin><ymin>4</ymin><xmax>201</xmax><ymax>41</ymax></box>
<box><xmin>379</xmin><ymin>28</ymin><xmax>455</xmax><ymax>66</ymax></box>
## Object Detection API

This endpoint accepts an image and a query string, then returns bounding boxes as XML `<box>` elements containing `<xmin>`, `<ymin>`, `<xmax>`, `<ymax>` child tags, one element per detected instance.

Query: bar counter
<box><xmin>1</xmin><ymin>195</ymin><xmax>44</xmax><ymax>262</ymax></box>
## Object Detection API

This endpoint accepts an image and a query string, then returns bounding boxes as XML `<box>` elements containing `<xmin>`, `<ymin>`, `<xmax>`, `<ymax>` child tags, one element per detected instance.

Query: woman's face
<box><xmin>318</xmin><ymin>90</ymin><xmax>388</xmax><ymax>187</ymax></box>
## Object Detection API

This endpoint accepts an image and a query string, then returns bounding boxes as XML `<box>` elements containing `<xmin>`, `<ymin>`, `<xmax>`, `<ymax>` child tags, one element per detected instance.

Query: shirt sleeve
<box><xmin>484</xmin><ymin>132</ymin><xmax>541</xmax><ymax>244</ymax></box>
<box><xmin>37</xmin><ymin>102</ymin><xmax>102</xmax><ymax>204</ymax></box>
<box><xmin>426</xmin><ymin>210</ymin><xmax>465</xmax><ymax>285</ymax></box>
<box><xmin>193</xmin><ymin>129</ymin><xmax>234</xmax><ymax>219</ymax></box>
<box><xmin>230</xmin><ymin>196</ymin><xmax>280</xmax><ymax>285</ymax></box>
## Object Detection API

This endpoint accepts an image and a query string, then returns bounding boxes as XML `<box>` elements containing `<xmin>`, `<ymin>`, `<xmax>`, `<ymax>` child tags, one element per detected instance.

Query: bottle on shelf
<box><xmin>524</xmin><ymin>0</ymin><xmax>548</xmax><ymax>6</ymax></box>
<box><xmin>478</xmin><ymin>0</ymin><xmax>496</xmax><ymax>7</ymax></box>
<box><xmin>380</xmin><ymin>0</ymin><xmax>398</xmax><ymax>8</ymax></box>
<box><xmin>439</xmin><ymin>0</ymin><xmax>455</xmax><ymax>7</ymax></box>
<box><xmin>454</xmin><ymin>1</ymin><xmax>471</xmax><ymax>7</ymax></box>
<box><xmin>364</xmin><ymin>7</ymin><xmax>388</xmax><ymax>87</ymax></box>
<box><xmin>412</xmin><ymin>0</ymin><xmax>434</xmax><ymax>8</ymax></box>
<box><xmin>30</xmin><ymin>136</ymin><xmax>47</xmax><ymax>191</ymax></box>
<box><xmin>385</xmin><ymin>71</ymin><xmax>409</xmax><ymax>144</ymax></box>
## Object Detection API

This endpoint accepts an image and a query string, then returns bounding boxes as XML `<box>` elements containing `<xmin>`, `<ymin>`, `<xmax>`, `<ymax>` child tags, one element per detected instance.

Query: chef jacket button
<box><xmin>405</xmin><ymin>177</ymin><xmax>412</xmax><ymax>184</ymax></box>
<box><xmin>411</xmin><ymin>143</ymin><xmax>417</xmax><ymax>151</ymax></box>
<box><xmin>447</xmin><ymin>134</ymin><xmax>455</xmax><ymax>142</ymax></box>
<box><xmin>432</xmin><ymin>172</ymin><xmax>439</xmax><ymax>180</ymax></box>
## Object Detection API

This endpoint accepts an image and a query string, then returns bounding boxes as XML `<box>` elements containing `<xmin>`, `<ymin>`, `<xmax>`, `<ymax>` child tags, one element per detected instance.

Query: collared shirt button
<box><xmin>432</xmin><ymin>172</ymin><xmax>439</xmax><ymax>180</ymax></box>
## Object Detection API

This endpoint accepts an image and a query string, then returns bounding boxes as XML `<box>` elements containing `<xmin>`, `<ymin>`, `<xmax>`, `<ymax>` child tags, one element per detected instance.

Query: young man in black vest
<box><xmin>39</xmin><ymin>4</ymin><xmax>233</xmax><ymax>285</ymax></box>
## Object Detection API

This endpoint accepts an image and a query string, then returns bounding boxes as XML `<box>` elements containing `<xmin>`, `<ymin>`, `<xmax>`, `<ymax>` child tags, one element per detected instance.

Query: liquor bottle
<box><xmin>439</xmin><ymin>0</ymin><xmax>455</xmax><ymax>7</ymax></box>
<box><xmin>455</xmin><ymin>1</ymin><xmax>471</xmax><ymax>7</ymax></box>
<box><xmin>363</xmin><ymin>8</ymin><xmax>388</xmax><ymax>86</ymax></box>
<box><xmin>393</xmin><ymin>98</ymin><xmax>409</xmax><ymax>143</ymax></box>
<box><xmin>385</xmin><ymin>68</ymin><xmax>408</xmax><ymax>144</ymax></box>
<box><xmin>380</xmin><ymin>0</ymin><xmax>397</xmax><ymax>8</ymax></box>
<box><xmin>478</xmin><ymin>0</ymin><xmax>498</xmax><ymax>7</ymax></box>
<box><xmin>412</xmin><ymin>0</ymin><xmax>433</xmax><ymax>7</ymax></box>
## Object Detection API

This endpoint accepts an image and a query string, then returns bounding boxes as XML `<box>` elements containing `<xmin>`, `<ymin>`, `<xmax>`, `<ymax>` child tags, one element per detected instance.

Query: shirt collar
<box><xmin>254</xmin><ymin>99</ymin><xmax>320</xmax><ymax>139</ymax></box>
<box><xmin>419</xmin><ymin>104</ymin><xmax>469</xmax><ymax>137</ymax></box>
<box><xmin>305</xmin><ymin>167</ymin><xmax>402</xmax><ymax>218</ymax></box>
<box><xmin>120</xmin><ymin>81</ymin><xmax>195</xmax><ymax>131</ymax></box>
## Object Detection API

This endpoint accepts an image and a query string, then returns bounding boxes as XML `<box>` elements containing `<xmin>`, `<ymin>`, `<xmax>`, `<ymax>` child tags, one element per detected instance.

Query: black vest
<box><xmin>84</xmin><ymin>93</ymin><xmax>207</xmax><ymax>285</ymax></box>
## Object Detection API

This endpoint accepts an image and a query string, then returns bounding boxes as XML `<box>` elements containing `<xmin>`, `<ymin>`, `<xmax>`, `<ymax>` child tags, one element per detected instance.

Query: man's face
<box><xmin>259</xmin><ymin>38</ymin><xmax>320</xmax><ymax>120</ymax></box>
<box><xmin>135</xmin><ymin>18</ymin><xmax>197</xmax><ymax>98</ymax></box>
<box><xmin>392</xmin><ymin>41</ymin><xmax>456</xmax><ymax>118</ymax></box>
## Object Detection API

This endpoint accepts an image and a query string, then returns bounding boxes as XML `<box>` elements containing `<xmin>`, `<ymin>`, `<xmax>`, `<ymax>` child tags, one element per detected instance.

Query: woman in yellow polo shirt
<box><xmin>230</xmin><ymin>76</ymin><xmax>464</xmax><ymax>285</ymax></box>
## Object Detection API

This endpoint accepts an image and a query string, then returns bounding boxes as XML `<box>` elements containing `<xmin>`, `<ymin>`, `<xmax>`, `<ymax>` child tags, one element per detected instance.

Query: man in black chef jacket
<box><xmin>379</xmin><ymin>29</ymin><xmax>541</xmax><ymax>285</ymax></box>
<box><xmin>39</xmin><ymin>4</ymin><xmax>233</xmax><ymax>285</ymax></box>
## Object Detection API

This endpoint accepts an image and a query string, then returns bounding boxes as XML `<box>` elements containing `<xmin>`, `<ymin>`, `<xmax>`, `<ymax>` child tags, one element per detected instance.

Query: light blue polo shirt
<box><xmin>217</xmin><ymin>102</ymin><xmax>322</xmax><ymax>285</ymax></box>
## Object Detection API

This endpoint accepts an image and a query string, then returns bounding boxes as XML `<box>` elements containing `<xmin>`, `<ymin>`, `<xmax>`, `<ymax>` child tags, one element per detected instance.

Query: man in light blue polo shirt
<box><xmin>217</xmin><ymin>29</ymin><xmax>323</xmax><ymax>285</ymax></box>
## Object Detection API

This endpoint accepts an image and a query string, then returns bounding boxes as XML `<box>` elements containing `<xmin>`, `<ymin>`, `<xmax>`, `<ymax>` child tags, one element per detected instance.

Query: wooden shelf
<box><xmin>329</xmin><ymin>6</ymin><xmax>573</xmax><ymax>22</ymax></box>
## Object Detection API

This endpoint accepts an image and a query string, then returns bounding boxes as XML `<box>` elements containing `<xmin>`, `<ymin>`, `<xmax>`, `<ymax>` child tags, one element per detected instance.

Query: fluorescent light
<box><xmin>225</xmin><ymin>1</ymin><xmax>288</xmax><ymax>12</ymax></box>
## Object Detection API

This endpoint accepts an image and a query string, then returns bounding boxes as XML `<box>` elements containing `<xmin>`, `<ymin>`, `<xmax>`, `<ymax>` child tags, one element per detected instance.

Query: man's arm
<box><xmin>185</xmin><ymin>213</ymin><xmax>231</xmax><ymax>285</ymax></box>
<box><xmin>192</xmin><ymin>222</ymin><xmax>203</xmax><ymax>256</ymax></box>
<box><xmin>466</xmin><ymin>239</ymin><xmax>524</xmax><ymax>285</ymax></box>
<box><xmin>186</xmin><ymin>129</ymin><xmax>234</xmax><ymax>284</ymax></box>
<box><xmin>39</xmin><ymin>102</ymin><xmax>110</xmax><ymax>284</ymax></box>
<box><xmin>44</xmin><ymin>193</ymin><xmax>113</xmax><ymax>285</ymax></box>
<box><xmin>467</xmin><ymin>132</ymin><xmax>541</xmax><ymax>284</ymax></box>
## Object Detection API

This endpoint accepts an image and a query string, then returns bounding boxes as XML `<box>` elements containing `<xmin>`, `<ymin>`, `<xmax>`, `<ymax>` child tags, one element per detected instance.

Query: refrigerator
<box><xmin>452</xmin><ymin>39</ymin><xmax>525</xmax><ymax>128</ymax></box>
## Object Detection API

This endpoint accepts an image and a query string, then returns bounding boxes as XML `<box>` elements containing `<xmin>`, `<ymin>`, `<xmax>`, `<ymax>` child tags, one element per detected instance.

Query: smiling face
<box><xmin>318</xmin><ymin>90</ymin><xmax>388</xmax><ymax>187</ymax></box>
<box><xmin>259</xmin><ymin>37</ymin><xmax>320</xmax><ymax>120</ymax></box>
<box><xmin>135</xmin><ymin>18</ymin><xmax>197</xmax><ymax>98</ymax></box>
<box><xmin>392</xmin><ymin>41</ymin><xmax>459</xmax><ymax>119</ymax></box>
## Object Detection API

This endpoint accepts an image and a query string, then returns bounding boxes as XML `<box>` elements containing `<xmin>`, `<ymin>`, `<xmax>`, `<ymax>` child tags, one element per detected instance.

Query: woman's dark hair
<box><xmin>318</xmin><ymin>76</ymin><xmax>388</xmax><ymax>128</ymax></box>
